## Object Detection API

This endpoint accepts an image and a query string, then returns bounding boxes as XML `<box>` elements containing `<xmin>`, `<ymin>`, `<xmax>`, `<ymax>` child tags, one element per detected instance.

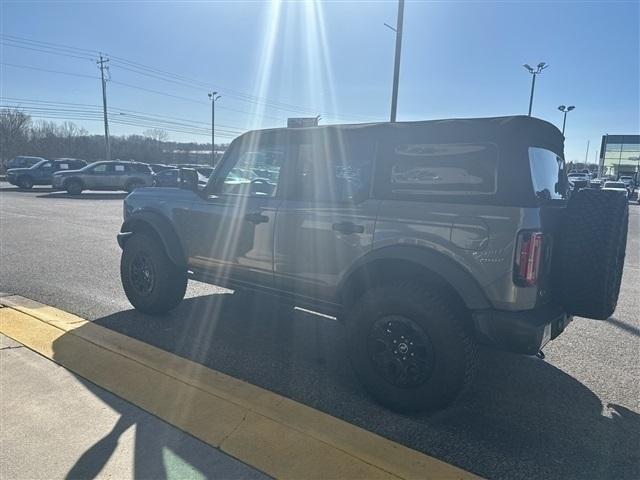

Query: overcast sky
<box><xmin>2</xmin><ymin>0</ymin><xmax>638</xmax><ymax>161</ymax></box>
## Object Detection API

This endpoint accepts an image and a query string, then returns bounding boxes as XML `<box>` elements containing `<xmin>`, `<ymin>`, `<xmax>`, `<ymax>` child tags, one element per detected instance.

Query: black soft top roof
<box><xmin>243</xmin><ymin>115</ymin><xmax>564</xmax><ymax>157</ymax></box>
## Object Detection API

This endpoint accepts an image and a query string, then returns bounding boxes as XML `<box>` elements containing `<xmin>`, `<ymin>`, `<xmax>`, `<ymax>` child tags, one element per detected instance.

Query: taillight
<box><xmin>514</xmin><ymin>231</ymin><xmax>544</xmax><ymax>287</ymax></box>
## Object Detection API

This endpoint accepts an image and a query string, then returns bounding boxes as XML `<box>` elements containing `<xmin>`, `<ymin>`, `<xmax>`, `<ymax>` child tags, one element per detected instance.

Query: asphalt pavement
<box><xmin>1</xmin><ymin>183</ymin><xmax>639</xmax><ymax>480</ymax></box>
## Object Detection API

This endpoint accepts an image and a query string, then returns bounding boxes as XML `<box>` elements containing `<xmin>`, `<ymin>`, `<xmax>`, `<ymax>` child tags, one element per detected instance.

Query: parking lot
<box><xmin>1</xmin><ymin>183</ymin><xmax>638</xmax><ymax>479</ymax></box>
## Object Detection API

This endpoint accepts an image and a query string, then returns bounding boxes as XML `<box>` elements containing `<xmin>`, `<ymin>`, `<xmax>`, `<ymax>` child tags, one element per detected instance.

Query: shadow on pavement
<box><xmin>605</xmin><ymin>316</ymin><xmax>640</xmax><ymax>337</ymax></box>
<box><xmin>60</xmin><ymin>377</ymin><xmax>263</xmax><ymax>480</ymax></box>
<box><xmin>55</xmin><ymin>291</ymin><xmax>639</xmax><ymax>480</ymax></box>
<box><xmin>37</xmin><ymin>192</ymin><xmax>128</xmax><ymax>200</ymax></box>
<box><xmin>0</xmin><ymin>185</ymin><xmax>54</xmax><ymax>192</ymax></box>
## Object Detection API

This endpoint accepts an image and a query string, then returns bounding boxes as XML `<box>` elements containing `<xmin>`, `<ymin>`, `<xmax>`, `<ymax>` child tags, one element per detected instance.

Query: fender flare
<box><xmin>17</xmin><ymin>174</ymin><xmax>34</xmax><ymax>186</ymax></box>
<box><xmin>339</xmin><ymin>245</ymin><xmax>491</xmax><ymax>310</ymax></box>
<box><xmin>118</xmin><ymin>210</ymin><xmax>186</xmax><ymax>267</ymax></box>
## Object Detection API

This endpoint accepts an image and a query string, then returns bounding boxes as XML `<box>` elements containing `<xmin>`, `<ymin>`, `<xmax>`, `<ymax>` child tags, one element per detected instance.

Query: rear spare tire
<box><xmin>555</xmin><ymin>189</ymin><xmax>628</xmax><ymax>319</ymax></box>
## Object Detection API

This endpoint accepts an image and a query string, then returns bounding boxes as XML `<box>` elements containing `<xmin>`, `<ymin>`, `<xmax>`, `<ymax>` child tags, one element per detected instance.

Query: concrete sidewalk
<box><xmin>0</xmin><ymin>334</ymin><xmax>268</xmax><ymax>480</ymax></box>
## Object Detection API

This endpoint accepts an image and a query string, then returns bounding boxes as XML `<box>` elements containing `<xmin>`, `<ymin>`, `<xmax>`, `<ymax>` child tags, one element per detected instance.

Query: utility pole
<box><xmin>386</xmin><ymin>0</ymin><xmax>405</xmax><ymax>122</ymax></box>
<box><xmin>523</xmin><ymin>62</ymin><xmax>548</xmax><ymax>116</ymax></box>
<box><xmin>97</xmin><ymin>54</ymin><xmax>111</xmax><ymax>161</ymax></box>
<box><xmin>208</xmin><ymin>92</ymin><xmax>221</xmax><ymax>165</ymax></box>
<box><xmin>584</xmin><ymin>140</ymin><xmax>590</xmax><ymax>167</ymax></box>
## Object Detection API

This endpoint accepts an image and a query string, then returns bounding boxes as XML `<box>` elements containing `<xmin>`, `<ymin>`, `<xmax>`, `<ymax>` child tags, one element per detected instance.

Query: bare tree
<box><xmin>0</xmin><ymin>109</ymin><xmax>226</xmax><ymax>167</ymax></box>
<box><xmin>143</xmin><ymin>128</ymin><xmax>169</xmax><ymax>142</ymax></box>
<box><xmin>0</xmin><ymin>108</ymin><xmax>32</xmax><ymax>167</ymax></box>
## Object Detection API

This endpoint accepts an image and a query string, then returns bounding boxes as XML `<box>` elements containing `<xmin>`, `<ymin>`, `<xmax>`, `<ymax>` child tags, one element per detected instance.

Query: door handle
<box><xmin>245</xmin><ymin>212</ymin><xmax>269</xmax><ymax>224</ymax></box>
<box><xmin>332</xmin><ymin>221</ymin><xmax>365</xmax><ymax>234</ymax></box>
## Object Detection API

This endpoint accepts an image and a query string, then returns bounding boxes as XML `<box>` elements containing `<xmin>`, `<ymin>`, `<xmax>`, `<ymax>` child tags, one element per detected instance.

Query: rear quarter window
<box><xmin>132</xmin><ymin>163</ymin><xmax>151</xmax><ymax>173</ymax></box>
<box><xmin>529</xmin><ymin>147</ymin><xmax>567</xmax><ymax>200</ymax></box>
<box><xmin>378</xmin><ymin>142</ymin><xmax>498</xmax><ymax>199</ymax></box>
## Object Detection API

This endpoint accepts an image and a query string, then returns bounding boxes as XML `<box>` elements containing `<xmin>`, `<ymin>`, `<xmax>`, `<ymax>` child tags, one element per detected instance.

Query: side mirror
<box><xmin>178</xmin><ymin>168</ymin><xmax>199</xmax><ymax>192</ymax></box>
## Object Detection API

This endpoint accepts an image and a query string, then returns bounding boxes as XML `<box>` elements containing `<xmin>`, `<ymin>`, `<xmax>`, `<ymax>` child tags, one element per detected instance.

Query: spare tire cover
<box><xmin>555</xmin><ymin>189</ymin><xmax>628</xmax><ymax>320</ymax></box>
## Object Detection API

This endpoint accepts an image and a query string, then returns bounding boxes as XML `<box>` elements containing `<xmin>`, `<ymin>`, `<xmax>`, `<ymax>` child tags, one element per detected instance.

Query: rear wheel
<box><xmin>345</xmin><ymin>282</ymin><xmax>477</xmax><ymax>413</ymax></box>
<box><xmin>126</xmin><ymin>179</ymin><xmax>145</xmax><ymax>193</ymax></box>
<box><xmin>120</xmin><ymin>233</ymin><xmax>187</xmax><ymax>314</ymax></box>
<box><xmin>65</xmin><ymin>179</ymin><xmax>83</xmax><ymax>195</ymax></box>
<box><xmin>18</xmin><ymin>176</ymin><xmax>34</xmax><ymax>189</ymax></box>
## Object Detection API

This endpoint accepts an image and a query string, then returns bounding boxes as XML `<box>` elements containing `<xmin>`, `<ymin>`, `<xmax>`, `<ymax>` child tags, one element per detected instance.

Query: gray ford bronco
<box><xmin>117</xmin><ymin>116</ymin><xmax>628</xmax><ymax>412</ymax></box>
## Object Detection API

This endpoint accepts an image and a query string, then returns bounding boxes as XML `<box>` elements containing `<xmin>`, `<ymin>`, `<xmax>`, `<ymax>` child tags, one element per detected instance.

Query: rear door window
<box><xmin>292</xmin><ymin>133</ymin><xmax>375</xmax><ymax>203</ymax></box>
<box><xmin>529</xmin><ymin>147</ymin><xmax>567</xmax><ymax>200</ymax></box>
<box><xmin>91</xmin><ymin>163</ymin><xmax>111</xmax><ymax>174</ymax></box>
<box><xmin>378</xmin><ymin>142</ymin><xmax>498</xmax><ymax>198</ymax></box>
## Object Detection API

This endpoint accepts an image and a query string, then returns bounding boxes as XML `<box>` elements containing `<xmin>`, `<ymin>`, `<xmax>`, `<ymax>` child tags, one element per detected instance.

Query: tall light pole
<box><xmin>208</xmin><ymin>92</ymin><xmax>221</xmax><ymax>165</ymax></box>
<box><xmin>523</xmin><ymin>62</ymin><xmax>548</xmax><ymax>116</ymax></box>
<box><xmin>385</xmin><ymin>0</ymin><xmax>405</xmax><ymax>122</ymax></box>
<box><xmin>557</xmin><ymin>105</ymin><xmax>575</xmax><ymax>135</ymax></box>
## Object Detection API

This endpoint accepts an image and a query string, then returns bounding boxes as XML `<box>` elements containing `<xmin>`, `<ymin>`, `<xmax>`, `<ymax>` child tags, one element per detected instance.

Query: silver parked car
<box><xmin>52</xmin><ymin>161</ymin><xmax>153</xmax><ymax>194</ymax></box>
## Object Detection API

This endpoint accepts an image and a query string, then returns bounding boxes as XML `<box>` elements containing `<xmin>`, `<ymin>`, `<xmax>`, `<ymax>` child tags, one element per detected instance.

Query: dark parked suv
<box><xmin>52</xmin><ymin>161</ymin><xmax>153</xmax><ymax>194</ymax></box>
<box><xmin>7</xmin><ymin>158</ymin><xmax>87</xmax><ymax>189</ymax></box>
<box><xmin>117</xmin><ymin>116</ymin><xmax>628</xmax><ymax>412</ymax></box>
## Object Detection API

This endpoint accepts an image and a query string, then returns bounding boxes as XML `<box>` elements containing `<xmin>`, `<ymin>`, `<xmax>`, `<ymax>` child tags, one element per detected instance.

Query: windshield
<box><xmin>605</xmin><ymin>182</ymin><xmax>626</xmax><ymax>188</ymax></box>
<box><xmin>528</xmin><ymin>147</ymin><xmax>567</xmax><ymax>200</ymax></box>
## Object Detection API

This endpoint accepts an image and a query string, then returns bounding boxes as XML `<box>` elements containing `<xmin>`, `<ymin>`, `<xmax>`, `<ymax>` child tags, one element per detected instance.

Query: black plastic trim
<box><xmin>472</xmin><ymin>303</ymin><xmax>572</xmax><ymax>355</ymax></box>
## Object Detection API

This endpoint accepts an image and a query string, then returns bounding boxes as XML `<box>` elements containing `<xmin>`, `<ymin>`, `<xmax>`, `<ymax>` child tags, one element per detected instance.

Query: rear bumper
<box><xmin>472</xmin><ymin>304</ymin><xmax>572</xmax><ymax>355</ymax></box>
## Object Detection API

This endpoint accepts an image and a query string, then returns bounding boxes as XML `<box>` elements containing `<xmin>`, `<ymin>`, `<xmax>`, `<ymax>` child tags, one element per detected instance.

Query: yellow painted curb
<box><xmin>0</xmin><ymin>295</ymin><xmax>479</xmax><ymax>480</ymax></box>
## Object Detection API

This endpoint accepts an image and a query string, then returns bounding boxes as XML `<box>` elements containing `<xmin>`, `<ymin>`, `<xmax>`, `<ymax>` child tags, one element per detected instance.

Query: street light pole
<box><xmin>387</xmin><ymin>0</ymin><xmax>405</xmax><ymax>123</ymax></box>
<box><xmin>557</xmin><ymin>105</ymin><xmax>575</xmax><ymax>135</ymax></box>
<box><xmin>208</xmin><ymin>92</ymin><xmax>221</xmax><ymax>165</ymax></box>
<box><xmin>523</xmin><ymin>62</ymin><xmax>548</xmax><ymax>116</ymax></box>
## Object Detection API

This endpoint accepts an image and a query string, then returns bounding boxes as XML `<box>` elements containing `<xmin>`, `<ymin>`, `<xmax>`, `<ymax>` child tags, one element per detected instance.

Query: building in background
<box><xmin>599</xmin><ymin>134</ymin><xmax>640</xmax><ymax>179</ymax></box>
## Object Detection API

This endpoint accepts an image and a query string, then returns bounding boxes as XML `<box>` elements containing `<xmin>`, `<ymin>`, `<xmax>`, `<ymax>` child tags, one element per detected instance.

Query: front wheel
<box><xmin>120</xmin><ymin>233</ymin><xmax>187</xmax><ymax>314</ymax></box>
<box><xmin>345</xmin><ymin>282</ymin><xmax>477</xmax><ymax>413</ymax></box>
<box><xmin>18</xmin><ymin>176</ymin><xmax>34</xmax><ymax>189</ymax></box>
<box><xmin>65</xmin><ymin>179</ymin><xmax>83</xmax><ymax>195</ymax></box>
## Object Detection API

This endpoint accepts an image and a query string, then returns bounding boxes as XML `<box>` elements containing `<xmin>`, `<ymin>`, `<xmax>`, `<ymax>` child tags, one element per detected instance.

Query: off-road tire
<box><xmin>18</xmin><ymin>176</ymin><xmax>34</xmax><ymax>189</ymax></box>
<box><xmin>120</xmin><ymin>233</ymin><xmax>188</xmax><ymax>314</ymax></box>
<box><xmin>555</xmin><ymin>189</ymin><xmax>629</xmax><ymax>319</ymax></box>
<box><xmin>65</xmin><ymin>179</ymin><xmax>83</xmax><ymax>195</ymax></box>
<box><xmin>345</xmin><ymin>282</ymin><xmax>477</xmax><ymax>413</ymax></box>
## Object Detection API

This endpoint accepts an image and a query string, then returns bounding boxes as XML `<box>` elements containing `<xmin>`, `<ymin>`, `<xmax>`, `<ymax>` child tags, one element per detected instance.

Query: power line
<box><xmin>3</xmin><ymin>33</ymin><xmax>373</xmax><ymax>122</ymax></box>
<box><xmin>0</xmin><ymin>33</ymin><xmax>98</xmax><ymax>55</ymax></box>
<box><xmin>0</xmin><ymin>41</ymin><xmax>95</xmax><ymax>61</ymax></box>
<box><xmin>0</xmin><ymin>97</ymin><xmax>246</xmax><ymax>133</ymax></box>
<box><xmin>0</xmin><ymin>63</ymin><xmax>285</xmax><ymax>123</ymax></box>
<box><xmin>1</xmin><ymin>62</ymin><xmax>99</xmax><ymax>80</ymax></box>
<box><xmin>1</xmin><ymin>104</ymin><xmax>241</xmax><ymax>138</ymax></box>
